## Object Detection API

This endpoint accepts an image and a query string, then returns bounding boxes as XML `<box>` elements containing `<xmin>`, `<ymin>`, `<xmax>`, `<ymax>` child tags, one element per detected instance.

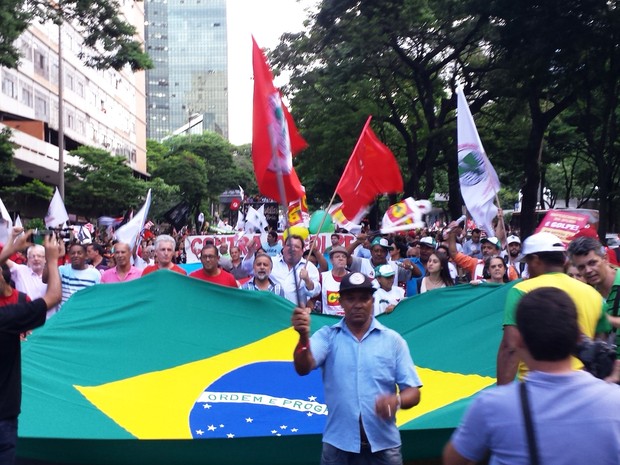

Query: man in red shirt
<box><xmin>189</xmin><ymin>244</ymin><xmax>238</xmax><ymax>288</ymax></box>
<box><xmin>141</xmin><ymin>235</ymin><xmax>187</xmax><ymax>276</ymax></box>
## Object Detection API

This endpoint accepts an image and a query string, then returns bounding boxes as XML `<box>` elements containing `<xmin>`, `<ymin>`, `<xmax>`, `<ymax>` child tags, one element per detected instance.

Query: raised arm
<box><xmin>41</xmin><ymin>235</ymin><xmax>62</xmax><ymax>309</ymax></box>
<box><xmin>291</xmin><ymin>306</ymin><xmax>316</xmax><ymax>375</ymax></box>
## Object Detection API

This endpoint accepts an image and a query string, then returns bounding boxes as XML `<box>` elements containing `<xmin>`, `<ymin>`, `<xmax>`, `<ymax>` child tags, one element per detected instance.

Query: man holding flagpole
<box><xmin>271</xmin><ymin>235</ymin><xmax>320</xmax><ymax>306</ymax></box>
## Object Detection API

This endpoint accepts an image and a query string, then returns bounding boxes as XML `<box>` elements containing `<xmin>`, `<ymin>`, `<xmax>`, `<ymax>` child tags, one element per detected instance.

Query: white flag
<box><xmin>0</xmin><ymin>196</ymin><xmax>13</xmax><ymax>245</ymax></box>
<box><xmin>114</xmin><ymin>189</ymin><xmax>152</xmax><ymax>248</ymax></box>
<box><xmin>256</xmin><ymin>205</ymin><xmax>269</xmax><ymax>231</ymax></box>
<box><xmin>45</xmin><ymin>187</ymin><xmax>69</xmax><ymax>228</ymax></box>
<box><xmin>244</xmin><ymin>206</ymin><xmax>261</xmax><ymax>232</ymax></box>
<box><xmin>457</xmin><ymin>86</ymin><xmax>500</xmax><ymax>236</ymax></box>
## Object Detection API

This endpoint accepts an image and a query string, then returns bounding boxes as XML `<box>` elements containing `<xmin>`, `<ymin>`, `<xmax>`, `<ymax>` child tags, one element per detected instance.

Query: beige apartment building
<box><xmin>0</xmin><ymin>0</ymin><xmax>148</xmax><ymax>192</ymax></box>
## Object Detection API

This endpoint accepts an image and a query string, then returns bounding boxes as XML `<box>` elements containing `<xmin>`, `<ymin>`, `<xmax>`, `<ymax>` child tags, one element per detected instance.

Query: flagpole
<box><xmin>272</xmin><ymin>151</ymin><xmax>303</xmax><ymax>307</ymax></box>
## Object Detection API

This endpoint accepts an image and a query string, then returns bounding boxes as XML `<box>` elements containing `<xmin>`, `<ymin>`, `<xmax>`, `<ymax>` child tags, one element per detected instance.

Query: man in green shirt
<box><xmin>568</xmin><ymin>236</ymin><xmax>620</xmax><ymax>356</ymax></box>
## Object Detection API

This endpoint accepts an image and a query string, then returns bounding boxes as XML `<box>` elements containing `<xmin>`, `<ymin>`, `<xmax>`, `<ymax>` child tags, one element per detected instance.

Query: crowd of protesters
<box><xmin>2</xmin><ymin>205</ymin><xmax>620</xmax><ymax>465</ymax></box>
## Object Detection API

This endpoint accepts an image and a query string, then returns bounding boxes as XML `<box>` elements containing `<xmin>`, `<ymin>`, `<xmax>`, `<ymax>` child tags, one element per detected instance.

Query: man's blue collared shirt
<box><xmin>310</xmin><ymin>317</ymin><xmax>422</xmax><ymax>453</ymax></box>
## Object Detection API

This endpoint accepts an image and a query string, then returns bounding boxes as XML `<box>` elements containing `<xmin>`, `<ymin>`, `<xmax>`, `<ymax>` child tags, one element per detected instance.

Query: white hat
<box><xmin>481</xmin><ymin>237</ymin><xmax>501</xmax><ymax>250</ymax></box>
<box><xmin>419</xmin><ymin>237</ymin><xmax>437</xmax><ymax>249</ymax></box>
<box><xmin>506</xmin><ymin>235</ymin><xmax>521</xmax><ymax>245</ymax></box>
<box><xmin>520</xmin><ymin>232</ymin><xmax>565</xmax><ymax>257</ymax></box>
<box><xmin>376</xmin><ymin>264</ymin><xmax>395</xmax><ymax>278</ymax></box>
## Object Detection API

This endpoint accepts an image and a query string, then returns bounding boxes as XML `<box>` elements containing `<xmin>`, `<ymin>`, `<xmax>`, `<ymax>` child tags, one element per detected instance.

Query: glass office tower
<box><xmin>145</xmin><ymin>0</ymin><xmax>228</xmax><ymax>140</ymax></box>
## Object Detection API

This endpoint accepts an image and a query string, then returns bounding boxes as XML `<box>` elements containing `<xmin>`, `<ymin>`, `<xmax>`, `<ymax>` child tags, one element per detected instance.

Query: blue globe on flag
<box><xmin>189</xmin><ymin>361</ymin><xmax>327</xmax><ymax>439</ymax></box>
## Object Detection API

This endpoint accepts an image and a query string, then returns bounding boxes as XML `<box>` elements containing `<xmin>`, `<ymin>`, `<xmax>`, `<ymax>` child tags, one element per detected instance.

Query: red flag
<box><xmin>252</xmin><ymin>36</ymin><xmax>306</xmax><ymax>204</ymax></box>
<box><xmin>335</xmin><ymin>116</ymin><xmax>403</xmax><ymax>219</ymax></box>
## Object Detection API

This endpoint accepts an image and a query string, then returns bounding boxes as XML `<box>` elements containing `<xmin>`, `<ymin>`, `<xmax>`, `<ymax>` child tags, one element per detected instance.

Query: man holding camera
<box><xmin>496</xmin><ymin>232</ymin><xmax>611</xmax><ymax>385</ymax></box>
<box><xmin>0</xmin><ymin>229</ymin><xmax>62</xmax><ymax>464</ymax></box>
<box><xmin>445</xmin><ymin>287</ymin><xmax>620</xmax><ymax>465</ymax></box>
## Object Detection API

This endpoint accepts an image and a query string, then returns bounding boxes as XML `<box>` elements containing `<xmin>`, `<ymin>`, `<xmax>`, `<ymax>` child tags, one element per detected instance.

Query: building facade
<box><xmin>0</xmin><ymin>1</ymin><xmax>148</xmax><ymax>188</ymax></box>
<box><xmin>145</xmin><ymin>0</ymin><xmax>228</xmax><ymax>140</ymax></box>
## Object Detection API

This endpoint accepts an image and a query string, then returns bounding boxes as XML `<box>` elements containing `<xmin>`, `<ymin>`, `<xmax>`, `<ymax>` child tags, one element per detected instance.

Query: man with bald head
<box><xmin>101</xmin><ymin>242</ymin><xmax>142</xmax><ymax>283</ymax></box>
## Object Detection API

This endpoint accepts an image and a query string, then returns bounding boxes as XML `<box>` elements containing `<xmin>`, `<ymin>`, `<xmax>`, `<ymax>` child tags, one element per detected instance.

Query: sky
<box><xmin>226</xmin><ymin>0</ymin><xmax>317</xmax><ymax>145</ymax></box>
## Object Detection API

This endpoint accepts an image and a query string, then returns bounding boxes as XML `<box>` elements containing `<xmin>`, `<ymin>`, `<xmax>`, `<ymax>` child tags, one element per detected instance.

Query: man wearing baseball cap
<box><xmin>496</xmin><ymin>232</ymin><xmax>611</xmax><ymax>385</ymax></box>
<box><xmin>348</xmin><ymin>236</ymin><xmax>414</xmax><ymax>289</ymax></box>
<box><xmin>291</xmin><ymin>272</ymin><xmax>422</xmax><ymax>464</ymax></box>
<box><xmin>504</xmin><ymin>234</ymin><xmax>528</xmax><ymax>279</ymax></box>
<box><xmin>319</xmin><ymin>246</ymin><xmax>350</xmax><ymax>316</ymax></box>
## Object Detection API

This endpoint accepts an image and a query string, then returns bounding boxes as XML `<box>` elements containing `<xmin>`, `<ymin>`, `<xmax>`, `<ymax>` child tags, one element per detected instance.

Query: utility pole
<box><xmin>56</xmin><ymin>9</ymin><xmax>65</xmax><ymax>200</ymax></box>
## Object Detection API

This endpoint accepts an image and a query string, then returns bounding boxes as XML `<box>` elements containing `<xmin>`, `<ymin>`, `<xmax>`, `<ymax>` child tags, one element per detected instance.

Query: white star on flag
<box><xmin>280</xmin><ymin>425</ymin><xmax>287</xmax><ymax>430</ymax></box>
<box><xmin>308</xmin><ymin>396</ymin><xmax>317</xmax><ymax>401</ymax></box>
<box><xmin>195</xmin><ymin>429</ymin><xmax>204</xmax><ymax>435</ymax></box>
<box><xmin>203</xmin><ymin>403</ymin><xmax>212</xmax><ymax>409</ymax></box>
<box><xmin>245</xmin><ymin>418</ymin><xmax>253</xmax><ymax>423</ymax></box>
<box><xmin>227</xmin><ymin>433</ymin><xmax>235</xmax><ymax>438</ymax></box>
<box><xmin>271</xmin><ymin>430</ymin><xmax>277</xmax><ymax>434</ymax></box>
<box><xmin>291</xmin><ymin>428</ymin><xmax>298</xmax><ymax>432</ymax></box>
<box><xmin>207</xmin><ymin>425</ymin><xmax>216</xmax><ymax>431</ymax></box>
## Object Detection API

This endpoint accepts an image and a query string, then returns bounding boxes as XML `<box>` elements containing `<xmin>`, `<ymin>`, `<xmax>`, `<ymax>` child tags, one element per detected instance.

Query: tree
<box><xmin>0</xmin><ymin>0</ymin><xmax>151</xmax><ymax>71</ymax></box>
<box><xmin>160</xmin><ymin>132</ymin><xmax>254</xmax><ymax>204</ymax></box>
<box><xmin>65</xmin><ymin>146</ymin><xmax>147</xmax><ymax>217</ymax></box>
<box><xmin>0</xmin><ymin>127</ymin><xmax>19</xmax><ymax>185</ymax></box>
<box><xmin>145</xmin><ymin>177</ymin><xmax>182</xmax><ymax>223</ymax></box>
<box><xmin>272</xmin><ymin>0</ymin><xmax>490</xmax><ymax>217</ymax></box>
<box><xmin>472</xmin><ymin>0</ymin><xmax>618</xmax><ymax>237</ymax></box>
<box><xmin>150</xmin><ymin>150</ymin><xmax>209</xmax><ymax>220</ymax></box>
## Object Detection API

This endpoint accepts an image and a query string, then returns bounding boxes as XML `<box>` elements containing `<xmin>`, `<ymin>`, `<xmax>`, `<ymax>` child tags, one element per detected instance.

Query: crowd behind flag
<box><xmin>251</xmin><ymin>36</ymin><xmax>307</xmax><ymax>205</ymax></box>
<box><xmin>456</xmin><ymin>86</ymin><xmax>500</xmax><ymax>236</ymax></box>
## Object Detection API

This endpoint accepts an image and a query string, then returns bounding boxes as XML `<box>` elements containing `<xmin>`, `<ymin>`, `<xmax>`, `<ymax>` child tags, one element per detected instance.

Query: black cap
<box><xmin>339</xmin><ymin>272</ymin><xmax>376</xmax><ymax>294</ymax></box>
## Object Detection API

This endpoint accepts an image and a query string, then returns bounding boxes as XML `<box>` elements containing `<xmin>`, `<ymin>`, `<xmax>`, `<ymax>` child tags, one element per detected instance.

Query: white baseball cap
<box><xmin>506</xmin><ymin>235</ymin><xmax>521</xmax><ymax>245</ymax></box>
<box><xmin>481</xmin><ymin>237</ymin><xmax>501</xmax><ymax>250</ymax></box>
<box><xmin>419</xmin><ymin>237</ymin><xmax>437</xmax><ymax>249</ymax></box>
<box><xmin>520</xmin><ymin>232</ymin><xmax>565</xmax><ymax>257</ymax></box>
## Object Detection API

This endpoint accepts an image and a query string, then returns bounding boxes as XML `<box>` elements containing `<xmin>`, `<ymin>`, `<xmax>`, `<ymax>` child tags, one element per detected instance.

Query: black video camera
<box><xmin>575</xmin><ymin>335</ymin><xmax>617</xmax><ymax>379</ymax></box>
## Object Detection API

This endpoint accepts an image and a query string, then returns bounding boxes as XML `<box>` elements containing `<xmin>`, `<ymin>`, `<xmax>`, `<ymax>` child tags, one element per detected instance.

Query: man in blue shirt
<box><xmin>444</xmin><ymin>287</ymin><xmax>620</xmax><ymax>465</ymax></box>
<box><xmin>291</xmin><ymin>272</ymin><xmax>422</xmax><ymax>464</ymax></box>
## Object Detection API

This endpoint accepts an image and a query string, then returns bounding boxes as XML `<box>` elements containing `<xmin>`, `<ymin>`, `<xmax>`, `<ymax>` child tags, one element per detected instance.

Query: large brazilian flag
<box><xmin>18</xmin><ymin>271</ymin><xmax>515</xmax><ymax>464</ymax></box>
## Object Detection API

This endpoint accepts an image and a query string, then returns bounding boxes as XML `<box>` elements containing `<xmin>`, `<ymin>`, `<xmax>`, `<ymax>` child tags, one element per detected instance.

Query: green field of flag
<box><xmin>18</xmin><ymin>271</ymin><xmax>514</xmax><ymax>464</ymax></box>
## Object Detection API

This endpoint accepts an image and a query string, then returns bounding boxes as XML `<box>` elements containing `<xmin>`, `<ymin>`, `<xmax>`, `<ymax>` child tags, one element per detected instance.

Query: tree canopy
<box><xmin>271</xmin><ymin>0</ymin><xmax>620</xmax><ymax>236</ymax></box>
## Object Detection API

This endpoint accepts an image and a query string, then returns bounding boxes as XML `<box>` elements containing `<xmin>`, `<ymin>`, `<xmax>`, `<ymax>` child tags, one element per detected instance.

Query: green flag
<box><xmin>19</xmin><ymin>271</ymin><xmax>515</xmax><ymax>464</ymax></box>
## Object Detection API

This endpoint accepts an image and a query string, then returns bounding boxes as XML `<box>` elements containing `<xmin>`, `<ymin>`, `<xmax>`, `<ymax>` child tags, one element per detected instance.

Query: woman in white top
<box><xmin>420</xmin><ymin>252</ymin><xmax>454</xmax><ymax>293</ymax></box>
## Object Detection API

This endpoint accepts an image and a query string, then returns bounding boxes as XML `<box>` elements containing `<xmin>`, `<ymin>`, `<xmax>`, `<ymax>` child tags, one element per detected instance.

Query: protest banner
<box><xmin>184</xmin><ymin>233</ymin><xmax>356</xmax><ymax>264</ymax></box>
<box><xmin>534</xmin><ymin>210</ymin><xmax>589</xmax><ymax>244</ymax></box>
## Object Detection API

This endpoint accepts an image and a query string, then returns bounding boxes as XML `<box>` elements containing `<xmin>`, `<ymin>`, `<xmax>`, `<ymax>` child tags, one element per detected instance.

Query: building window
<box><xmin>35</xmin><ymin>95</ymin><xmax>48</xmax><ymax>119</ymax></box>
<box><xmin>20</xmin><ymin>86</ymin><xmax>33</xmax><ymax>107</ymax></box>
<box><xmin>1</xmin><ymin>75</ymin><xmax>17</xmax><ymax>99</ymax></box>
<box><xmin>34</xmin><ymin>50</ymin><xmax>47</xmax><ymax>77</ymax></box>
